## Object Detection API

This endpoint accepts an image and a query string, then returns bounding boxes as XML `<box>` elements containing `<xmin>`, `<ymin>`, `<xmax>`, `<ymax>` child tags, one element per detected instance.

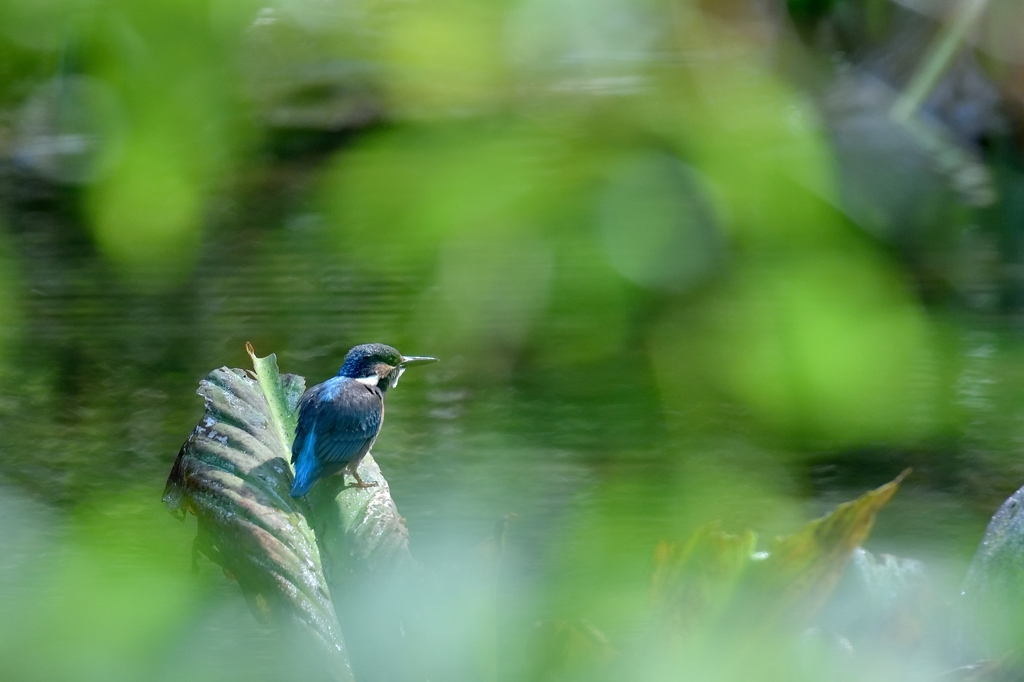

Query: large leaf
<box><xmin>163</xmin><ymin>348</ymin><xmax>354</xmax><ymax>681</ymax></box>
<box><xmin>957</xmin><ymin>481</ymin><xmax>1024</xmax><ymax>664</ymax></box>
<box><xmin>304</xmin><ymin>444</ymin><xmax>416</xmax><ymax>681</ymax></box>
<box><xmin>164</xmin><ymin>344</ymin><xmax>418</xmax><ymax>681</ymax></box>
<box><xmin>307</xmin><ymin>456</ymin><xmax>413</xmax><ymax>578</ymax></box>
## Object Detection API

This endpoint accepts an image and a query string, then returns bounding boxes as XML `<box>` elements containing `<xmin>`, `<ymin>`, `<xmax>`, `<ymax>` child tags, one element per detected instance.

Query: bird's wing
<box><xmin>291</xmin><ymin>386</ymin><xmax>324</xmax><ymax>465</ymax></box>
<box><xmin>311</xmin><ymin>381</ymin><xmax>384</xmax><ymax>465</ymax></box>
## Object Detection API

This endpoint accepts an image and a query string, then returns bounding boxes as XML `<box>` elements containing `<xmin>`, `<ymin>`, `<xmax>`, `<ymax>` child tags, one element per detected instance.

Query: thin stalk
<box><xmin>246</xmin><ymin>341</ymin><xmax>298</xmax><ymax>462</ymax></box>
<box><xmin>890</xmin><ymin>0</ymin><xmax>990</xmax><ymax>122</ymax></box>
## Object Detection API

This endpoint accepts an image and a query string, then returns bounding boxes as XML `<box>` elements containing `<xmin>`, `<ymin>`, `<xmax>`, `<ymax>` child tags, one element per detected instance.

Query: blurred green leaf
<box><xmin>597</xmin><ymin>150</ymin><xmax>722</xmax><ymax>292</ymax></box>
<box><xmin>87</xmin><ymin>133</ymin><xmax>205</xmax><ymax>276</ymax></box>
<box><xmin>79</xmin><ymin>0</ymin><xmax>255</xmax><ymax>284</ymax></box>
<box><xmin>657</xmin><ymin>25</ymin><xmax>840</xmax><ymax>246</ymax></box>
<box><xmin>380</xmin><ymin>0</ymin><xmax>507</xmax><ymax>117</ymax></box>
<box><xmin>654</xmin><ymin>248</ymin><xmax>940</xmax><ymax>444</ymax></box>
<box><xmin>529</xmin><ymin>619</ymin><xmax>617</xmax><ymax>682</ymax></box>
<box><xmin>321</xmin><ymin>123</ymin><xmax>556</xmax><ymax>264</ymax></box>
<box><xmin>0</xmin><ymin>0</ymin><xmax>91</xmax><ymax>53</ymax></box>
<box><xmin>0</xmin><ymin>493</ymin><xmax>201</xmax><ymax>682</ymax></box>
<box><xmin>423</xmin><ymin>232</ymin><xmax>555</xmax><ymax>355</ymax></box>
<box><xmin>531</xmin><ymin>234</ymin><xmax>629</xmax><ymax>367</ymax></box>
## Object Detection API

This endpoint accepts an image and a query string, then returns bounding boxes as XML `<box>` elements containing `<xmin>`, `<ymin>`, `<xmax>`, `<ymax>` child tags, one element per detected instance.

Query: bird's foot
<box><xmin>349</xmin><ymin>471</ymin><xmax>378</xmax><ymax>489</ymax></box>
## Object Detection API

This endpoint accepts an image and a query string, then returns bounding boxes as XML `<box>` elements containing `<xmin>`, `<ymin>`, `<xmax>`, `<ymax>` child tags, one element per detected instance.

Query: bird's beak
<box><xmin>400</xmin><ymin>355</ymin><xmax>439</xmax><ymax>367</ymax></box>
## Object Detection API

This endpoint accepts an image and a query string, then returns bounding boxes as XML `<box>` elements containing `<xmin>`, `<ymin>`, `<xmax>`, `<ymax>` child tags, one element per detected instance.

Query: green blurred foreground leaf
<box><xmin>530</xmin><ymin>619</ymin><xmax>616</xmax><ymax>681</ymax></box>
<box><xmin>652</xmin><ymin>470</ymin><xmax>908</xmax><ymax>638</ymax></box>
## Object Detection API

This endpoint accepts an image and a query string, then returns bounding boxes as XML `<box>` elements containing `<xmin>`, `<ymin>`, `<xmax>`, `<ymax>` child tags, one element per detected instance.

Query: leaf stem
<box><xmin>890</xmin><ymin>0</ymin><xmax>989</xmax><ymax>123</ymax></box>
<box><xmin>246</xmin><ymin>342</ymin><xmax>297</xmax><ymax>466</ymax></box>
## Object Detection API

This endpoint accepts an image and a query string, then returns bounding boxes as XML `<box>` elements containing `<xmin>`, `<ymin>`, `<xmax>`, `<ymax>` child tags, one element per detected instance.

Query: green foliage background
<box><xmin>1</xmin><ymin>0</ymin><xmax>1023</xmax><ymax>679</ymax></box>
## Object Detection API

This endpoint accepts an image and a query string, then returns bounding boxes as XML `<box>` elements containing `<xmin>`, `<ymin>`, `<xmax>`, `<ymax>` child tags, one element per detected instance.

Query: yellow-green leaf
<box><xmin>756</xmin><ymin>469</ymin><xmax>910</xmax><ymax>619</ymax></box>
<box><xmin>651</xmin><ymin>524</ymin><xmax>757</xmax><ymax>635</ymax></box>
<box><xmin>651</xmin><ymin>471</ymin><xmax>908</xmax><ymax>640</ymax></box>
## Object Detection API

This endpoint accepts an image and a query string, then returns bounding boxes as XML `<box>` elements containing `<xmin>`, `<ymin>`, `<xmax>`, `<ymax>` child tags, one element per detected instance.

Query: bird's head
<box><xmin>338</xmin><ymin>343</ymin><xmax>438</xmax><ymax>391</ymax></box>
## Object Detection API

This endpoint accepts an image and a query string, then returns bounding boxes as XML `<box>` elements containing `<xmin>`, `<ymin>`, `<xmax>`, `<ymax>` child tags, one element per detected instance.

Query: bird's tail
<box><xmin>290</xmin><ymin>434</ymin><xmax>321</xmax><ymax>497</ymax></box>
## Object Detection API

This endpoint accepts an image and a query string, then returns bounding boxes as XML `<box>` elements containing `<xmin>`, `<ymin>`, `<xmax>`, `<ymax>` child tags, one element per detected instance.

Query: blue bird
<box><xmin>290</xmin><ymin>343</ymin><xmax>437</xmax><ymax>497</ymax></box>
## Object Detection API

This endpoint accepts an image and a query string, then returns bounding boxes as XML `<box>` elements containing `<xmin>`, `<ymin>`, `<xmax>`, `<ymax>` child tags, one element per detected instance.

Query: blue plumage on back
<box><xmin>288</xmin><ymin>343</ymin><xmax>436</xmax><ymax>497</ymax></box>
<box><xmin>290</xmin><ymin>430</ymin><xmax>321</xmax><ymax>497</ymax></box>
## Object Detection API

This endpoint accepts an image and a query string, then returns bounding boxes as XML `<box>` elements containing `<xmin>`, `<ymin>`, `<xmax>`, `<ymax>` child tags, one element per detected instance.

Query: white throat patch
<box><xmin>355</xmin><ymin>375</ymin><xmax>380</xmax><ymax>386</ymax></box>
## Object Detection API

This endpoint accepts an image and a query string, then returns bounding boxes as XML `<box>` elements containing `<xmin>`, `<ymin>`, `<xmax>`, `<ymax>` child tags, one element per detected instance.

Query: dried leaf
<box><xmin>651</xmin><ymin>471</ymin><xmax>908</xmax><ymax>640</ymax></box>
<box><xmin>651</xmin><ymin>524</ymin><xmax>757</xmax><ymax>635</ymax></box>
<box><xmin>757</xmin><ymin>469</ymin><xmax>909</xmax><ymax>618</ymax></box>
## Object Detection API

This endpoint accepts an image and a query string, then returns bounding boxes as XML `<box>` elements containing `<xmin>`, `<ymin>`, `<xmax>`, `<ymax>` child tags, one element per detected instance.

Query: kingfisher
<box><xmin>289</xmin><ymin>343</ymin><xmax>437</xmax><ymax>497</ymax></box>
